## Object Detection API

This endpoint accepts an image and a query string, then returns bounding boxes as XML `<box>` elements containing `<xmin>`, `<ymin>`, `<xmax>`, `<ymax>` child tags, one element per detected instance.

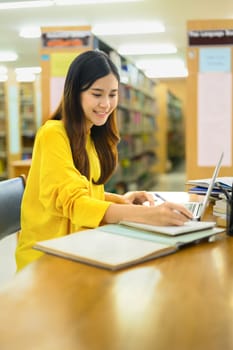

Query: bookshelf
<box><xmin>93</xmin><ymin>38</ymin><xmax>158</xmax><ymax>192</ymax></box>
<box><xmin>40</xmin><ymin>26</ymin><xmax>158</xmax><ymax>193</ymax></box>
<box><xmin>155</xmin><ymin>83</ymin><xmax>185</xmax><ymax>173</ymax></box>
<box><xmin>19</xmin><ymin>82</ymin><xmax>37</xmax><ymax>159</ymax></box>
<box><xmin>167</xmin><ymin>91</ymin><xmax>184</xmax><ymax>169</ymax></box>
<box><xmin>107</xmin><ymin>68</ymin><xmax>157</xmax><ymax>192</ymax></box>
<box><xmin>0</xmin><ymin>72</ymin><xmax>40</xmax><ymax>179</ymax></box>
<box><xmin>0</xmin><ymin>82</ymin><xmax>8</xmax><ymax>179</ymax></box>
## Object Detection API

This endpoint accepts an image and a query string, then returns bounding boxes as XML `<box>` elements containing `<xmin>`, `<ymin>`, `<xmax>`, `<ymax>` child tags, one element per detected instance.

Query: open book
<box><xmin>34</xmin><ymin>222</ymin><xmax>224</xmax><ymax>271</ymax></box>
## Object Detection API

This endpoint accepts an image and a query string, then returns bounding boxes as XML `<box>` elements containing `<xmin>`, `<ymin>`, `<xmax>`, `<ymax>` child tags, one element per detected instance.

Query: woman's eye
<box><xmin>92</xmin><ymin>93</ymin><xmax>117</xmax><ymax>98</ymax></box>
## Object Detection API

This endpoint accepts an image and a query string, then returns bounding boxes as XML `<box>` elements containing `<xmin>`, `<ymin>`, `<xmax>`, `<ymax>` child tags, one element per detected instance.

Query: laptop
<box><xmin>120</xmin><ymin>155</ymin><xmax>224</xmax><ymax>235</ymax></box>
<box><xmin>184</xmin><ymin>152</ymin><xmax>224</xmax><ymax>220</ymax></box>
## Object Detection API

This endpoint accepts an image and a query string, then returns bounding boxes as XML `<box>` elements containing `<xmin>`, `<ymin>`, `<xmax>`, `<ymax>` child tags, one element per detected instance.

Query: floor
<box><xmin>0</xmin><ymin>164</ymin><xmax>186</xmax><ymax>288</ymax></box>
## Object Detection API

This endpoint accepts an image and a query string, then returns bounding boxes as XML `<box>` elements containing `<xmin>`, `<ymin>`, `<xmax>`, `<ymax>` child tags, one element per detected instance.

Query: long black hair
<box><xmin>51</xmin><ymin>50</ymin><xmax>120</xmax><ymax>184</ymax></box>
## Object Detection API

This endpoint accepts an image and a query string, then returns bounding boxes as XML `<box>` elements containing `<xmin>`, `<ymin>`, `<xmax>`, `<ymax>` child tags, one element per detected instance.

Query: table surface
<box><xmin>0</xmin><ymin>194</ymin><xmax>231</xmax><ymax>350</ymax></box>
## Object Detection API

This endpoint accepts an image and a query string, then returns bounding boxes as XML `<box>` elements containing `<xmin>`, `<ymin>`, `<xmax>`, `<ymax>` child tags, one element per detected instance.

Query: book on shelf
<box><xmin>34</xmin><ymin>221</ymin><xmax>224</xmax><ymax>271</ymax></box>
<box><xmin>186</xmin><ymin>177</ymin><xmax>233</xmax><ymax>192</ymax></box>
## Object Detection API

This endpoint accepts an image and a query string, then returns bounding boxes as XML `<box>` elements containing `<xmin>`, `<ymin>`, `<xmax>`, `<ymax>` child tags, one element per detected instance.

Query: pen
<box><xmin>154</xmin><ymin>193</ymin><xmax>167</xmax><ymax>202</ymax></box>
<box><xmin>154</xmin><ymin>192</ymin><xmax>193</xmax><ymax>221</ymax></box>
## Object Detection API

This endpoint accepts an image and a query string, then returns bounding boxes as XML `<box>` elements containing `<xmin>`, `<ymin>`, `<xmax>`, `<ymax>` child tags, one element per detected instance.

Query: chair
<box><xmin>0</xmin><ymin>176</ymin><xmax>25</xmax><ymax>240</ymax></box>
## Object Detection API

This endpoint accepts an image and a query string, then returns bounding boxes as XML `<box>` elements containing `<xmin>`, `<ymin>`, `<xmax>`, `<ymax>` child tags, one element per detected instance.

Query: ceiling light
<box><xmin>16</xmin><ymin>73</ymin><xmax>36</xmax><ymax>82</ymax></box>
<box><xmin>136</xmin><ymin>58</ymin><xmax>185</xmax><ymax>70</ymax></box>
<box><xmin>15</xmin><ymin>67</ymin><xmax>42</xmax><ymax>75</ymax></box>
<box><xmin>20</xmin><ymin>27</ymin><xmax>41</xmax><ymax>38</ymax></box>
<box><xmin>55</xmin><ymin>0</ymin><xmax>141</xmax><ymax>4</ymax></box>
<box><xmin>0</xmin><ymin>66</ymin><xmax>8</xmax><ymax>82</ymax></box>
<box><xmin>0</xmin><ymin>1</ymin><xmax>53</xmax><ymax>10</ymax></box>
<box><xmin>93</xmin><ymin>21</ymin><xmax>164</xmax><ymax>36</ymax></box>
<box><xmin>0</xmin><ymin>74</ymin><xmax>8</xmax><ymax>82</ymax></box>
<box><xmin>118</xmin><ymin>43</ymin><xmax>177</xmax><ymax>55</ymax></box>
<box><xmin>0</xmin><ymin>0</ymin><xmax>141</xmax><ymax>9</ymax></box>
<box><xmin>0</xmin><ymin>52</ymin><xmax>18</xmax><ymax>62</ymax></box>
<box><xmin>136</xmin><ymin>58</ymin><xmax>188</xmax><ymax>78</ymax></box>
<box><xmin>145</xmin><ymin>67</ymin><xmax>188</xmax><ymax>79</ymax></box>
<box><xmin>0</xmin><ymin>66</ymin><xmax>7</xmax><ymax>74</ymax></box>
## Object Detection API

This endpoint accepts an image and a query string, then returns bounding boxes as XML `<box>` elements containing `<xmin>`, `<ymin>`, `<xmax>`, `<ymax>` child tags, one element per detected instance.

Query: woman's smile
<box><xmin>81</xmin><ymin>73</ymin><xmax>119</xmax><ymax>129</ymax></box>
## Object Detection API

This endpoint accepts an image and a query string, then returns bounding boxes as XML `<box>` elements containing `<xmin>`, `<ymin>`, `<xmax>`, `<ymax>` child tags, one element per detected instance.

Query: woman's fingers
<box><xmin>156</xmin><ymin>202</ymin><xmax>193</xmax><ymax>225</ymax></box>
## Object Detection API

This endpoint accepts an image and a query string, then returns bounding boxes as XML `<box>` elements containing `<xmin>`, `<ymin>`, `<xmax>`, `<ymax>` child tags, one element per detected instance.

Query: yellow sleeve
<box><xmin>35</xmin><ymin>123</ymin><xmax>111</xmax><ymax>228</ymax></box>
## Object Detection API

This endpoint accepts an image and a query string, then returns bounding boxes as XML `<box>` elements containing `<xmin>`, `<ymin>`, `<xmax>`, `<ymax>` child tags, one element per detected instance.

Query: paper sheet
<box><xmin>197</xmin><ymin>72</ymin><xmax>232</xmax><ymax>166</ymax></box>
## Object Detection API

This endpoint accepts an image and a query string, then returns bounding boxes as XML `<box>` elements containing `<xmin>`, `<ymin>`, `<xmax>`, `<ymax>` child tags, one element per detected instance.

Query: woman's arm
<box><xmin>105</xmin><ymin>192</ymin><xmax>129</xmax><ymax>204</ymax></box>
<box><xmin>105</xmin><ymin>191</ymin><xmax>155</xmax><ymax>205</ymax></box>
<box><xmin>102</xmin><ymin>201</ymin><xmax>193</xmax><ymax>227</ymax></box>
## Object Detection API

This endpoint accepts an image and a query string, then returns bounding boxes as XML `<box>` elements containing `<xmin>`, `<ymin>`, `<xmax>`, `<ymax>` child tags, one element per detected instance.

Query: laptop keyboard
<box><xmin>184</xmin><ymin>202</ymin><xmax>202</xmax><ymax>218</ymax></box>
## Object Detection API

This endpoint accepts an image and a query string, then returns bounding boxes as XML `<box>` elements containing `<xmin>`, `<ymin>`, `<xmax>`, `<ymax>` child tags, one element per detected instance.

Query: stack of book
<box><xmin>213</xmin><ymin>196</ymin><xmax>228</xmax><ymax>228</ymax></box>
<box><xmin>213</xmin><ymin>196</ymin><xmax>227</xmax><ymax>217</ymax></box>
<box><xmin>186</xmin><ymin>177</ymin><xmax>233</xmax><ymax>197</ymax></box>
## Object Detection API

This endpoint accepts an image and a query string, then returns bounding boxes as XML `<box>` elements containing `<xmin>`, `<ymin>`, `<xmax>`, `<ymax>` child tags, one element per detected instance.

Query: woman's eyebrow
<box><xmin>90</xmin><ymin>88</ymin><xmax>118</xmax><ymax>92</ymax></box>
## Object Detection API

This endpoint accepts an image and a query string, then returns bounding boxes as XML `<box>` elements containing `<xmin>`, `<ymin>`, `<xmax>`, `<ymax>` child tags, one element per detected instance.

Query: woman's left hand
<box><xmin>122</xmin><ymin>191</ymin><xmax>155</xmax><ymax>206</ymax></box>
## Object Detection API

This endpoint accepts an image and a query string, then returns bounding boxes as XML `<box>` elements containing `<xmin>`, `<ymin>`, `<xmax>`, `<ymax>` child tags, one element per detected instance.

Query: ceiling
<box><xmin>0</xmin><ymin>0</ymin><xmax>233</xmax><ymax>77</ymax></box>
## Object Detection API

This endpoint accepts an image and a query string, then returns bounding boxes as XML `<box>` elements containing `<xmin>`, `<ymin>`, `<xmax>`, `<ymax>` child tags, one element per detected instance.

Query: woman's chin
<box><xmin>94</xmin><ymin>118</ymin><xmax>107</xmax><ymax>126</ymax></box>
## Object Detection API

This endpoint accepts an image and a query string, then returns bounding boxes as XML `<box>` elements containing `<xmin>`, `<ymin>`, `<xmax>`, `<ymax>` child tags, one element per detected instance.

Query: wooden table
<box><xmin>0</xmin><ymin>199</ymin><xmax>231</xmax><ymax>350</ymax></box>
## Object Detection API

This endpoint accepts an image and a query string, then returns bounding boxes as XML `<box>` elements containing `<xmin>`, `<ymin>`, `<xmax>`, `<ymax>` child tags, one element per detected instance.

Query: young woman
<box><xmin>15</xmin><ymin>50</ymin><xmax>192</xmax><ymax>270</ymax></box>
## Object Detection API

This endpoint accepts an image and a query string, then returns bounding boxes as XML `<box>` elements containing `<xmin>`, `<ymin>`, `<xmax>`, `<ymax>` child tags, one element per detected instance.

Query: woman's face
<box><xmin>80</xmin><ymin>73</ymin><xmax>119</xmax><ymax>131</ymax></box>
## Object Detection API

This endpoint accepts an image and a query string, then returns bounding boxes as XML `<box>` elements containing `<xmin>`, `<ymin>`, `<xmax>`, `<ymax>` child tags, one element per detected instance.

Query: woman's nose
<box><xmin>99</xmin><ymin>97</ymin><xmax>110</xmax><ymax>108</ymax></box>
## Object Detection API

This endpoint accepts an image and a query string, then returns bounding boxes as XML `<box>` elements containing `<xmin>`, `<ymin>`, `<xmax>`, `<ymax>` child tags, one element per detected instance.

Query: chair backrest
<box><xmin>0</xmin><ymin>176</ymin><xmax>25</xmax><ymax>240</ymax></box>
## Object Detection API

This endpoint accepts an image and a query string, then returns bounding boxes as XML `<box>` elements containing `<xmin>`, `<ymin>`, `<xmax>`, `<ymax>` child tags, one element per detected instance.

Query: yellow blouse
<box><xmin>15</xmin><ymin>120</ymin><xmax>112</xmax><ymax>270</ymax></box>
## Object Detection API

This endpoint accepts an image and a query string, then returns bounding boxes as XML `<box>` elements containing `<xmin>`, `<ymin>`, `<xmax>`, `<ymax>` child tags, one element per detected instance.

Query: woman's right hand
<box><xmin>146</xmin><ymin>201</ymin><xmax>193</xmax><ymax>226</ymax></box>
<box><xmin>103</xmin><ymin>200</ymin><xmax>193</xmax><ymax>227</ymax></box>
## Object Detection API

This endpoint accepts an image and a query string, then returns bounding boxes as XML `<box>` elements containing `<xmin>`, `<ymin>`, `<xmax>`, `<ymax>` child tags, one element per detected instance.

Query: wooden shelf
<box><xmin>19</xmin><ymin>81</ymin><xmax>38</xmax><ymax>159</ymax></box>
<box><xmin>0</xmin><ymin>82</ymin><xmax>9</xmax><ymax>179</ymax></box>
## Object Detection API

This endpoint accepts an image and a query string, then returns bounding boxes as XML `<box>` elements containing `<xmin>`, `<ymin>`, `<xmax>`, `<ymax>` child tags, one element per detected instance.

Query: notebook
<box><xmin>34</xmin><ymin>229</ymin><xmax>177</xmax><ymax>271</ymax></box>
<box><xmin>119</xmin><ymin>220</ymin><xmax>216</xmax><ymax>236</ymax></box>
<box><xmin>185</xmin><ymin>152</ymin><xmax>224</xmax><ymax>220</ymax></box>
<box><xmin>34</xmin><ymin>224</ymin><xmax>224</xmax><ymax>271</ymax></box>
